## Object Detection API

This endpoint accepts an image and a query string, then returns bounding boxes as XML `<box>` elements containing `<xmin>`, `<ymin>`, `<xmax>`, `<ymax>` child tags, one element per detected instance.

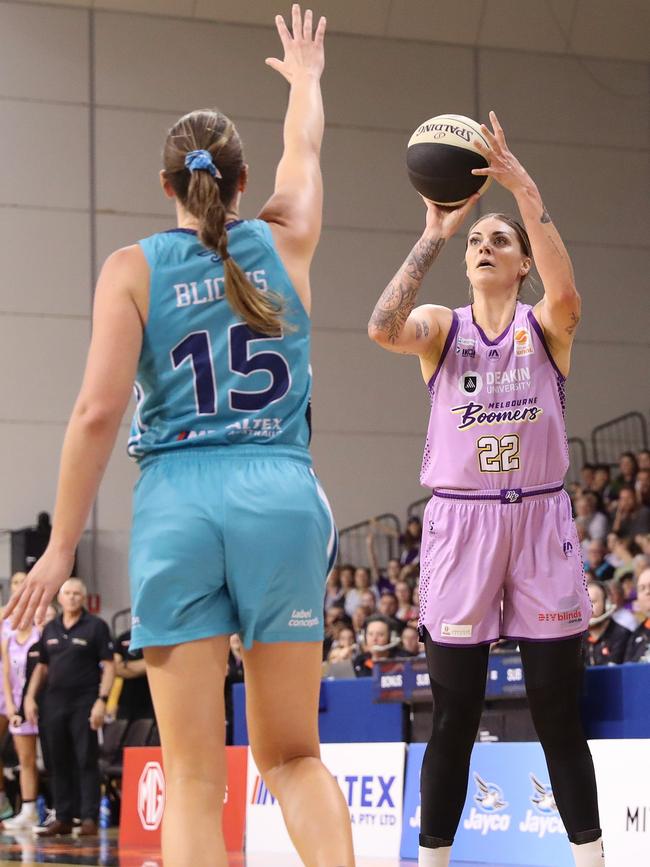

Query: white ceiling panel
<box><xmin>193</xmin><ymin>0</ymin><xmax>392</xmax><ymax>37</ymax></box>
<box><xmin>480</xmin><ymin>0</ymin><xmax>572</xmax><ymax>53</ymax></box>
<box><xmin>386</xmin><ymin>0</ymin><xmax>484</xmax><ymax>45</ymax></box>
<box><xmin>570</xmin><ymin>0</ymin><xmax>650</xmax><ymax>62</ymax></box>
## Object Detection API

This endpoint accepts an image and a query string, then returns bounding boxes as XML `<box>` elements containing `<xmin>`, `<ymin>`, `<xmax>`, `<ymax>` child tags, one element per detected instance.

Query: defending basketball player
<box><xmin>369</xmin><ymin>112</ymin><xmax>604</xmax><ymax>867</ymax></box>
<box><xmin>5</xmin><ymin>6</ymin><xmax>355</xmax><ymax>866</ymax></box>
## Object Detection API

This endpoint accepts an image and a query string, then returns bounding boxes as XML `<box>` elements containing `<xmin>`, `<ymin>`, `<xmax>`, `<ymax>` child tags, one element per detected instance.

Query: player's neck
<box><xmin>471</xmin><ymin>291</ymin><xmax>518</xmax><ymax>339</ymax></box>
<box><xmin>175</xmin><ymin>201</ymin><xmax>240</xmax><ymax>230</ymax></box>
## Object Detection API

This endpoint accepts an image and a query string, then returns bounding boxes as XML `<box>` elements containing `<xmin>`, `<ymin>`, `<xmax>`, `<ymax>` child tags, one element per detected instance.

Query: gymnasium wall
<box><xmin>0</xmin><ymin>1</ymin><xmax>648</xmax><ymax>617</ymax></box>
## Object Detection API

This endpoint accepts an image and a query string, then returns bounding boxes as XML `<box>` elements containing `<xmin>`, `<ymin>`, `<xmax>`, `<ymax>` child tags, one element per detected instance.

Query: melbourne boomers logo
<box><xmin>463</xmin><ymin>773</ymin><xmax>511</xmax><ymax>835</ymax></box>
<box><xmin>451</xmin><ymin>400</ymin><xmax>543</xmax><ymax>431</ymax></box>
<box><xmin>138</xmin><ymin>762</ymin><xmax>165</xmax><ymax>831</ymax></box>
<box><xmin>519</xmin><ymin>774</ymin><xmax>565</xmax><ymax>838</ymax></box>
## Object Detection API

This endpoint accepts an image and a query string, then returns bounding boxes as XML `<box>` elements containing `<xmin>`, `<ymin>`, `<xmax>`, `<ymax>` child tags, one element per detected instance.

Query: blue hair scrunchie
<box><xmin>184</xmin><ymin>149</ymin><xmax>222</xmax><ymax>178</ymax></box>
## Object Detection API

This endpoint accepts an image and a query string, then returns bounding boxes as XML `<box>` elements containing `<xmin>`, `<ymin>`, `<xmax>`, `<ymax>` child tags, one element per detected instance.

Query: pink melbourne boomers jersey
<box><xmin>421</xmin><ymin>302</ymin><xmax>568</xmax><ymax>491</ymax></box>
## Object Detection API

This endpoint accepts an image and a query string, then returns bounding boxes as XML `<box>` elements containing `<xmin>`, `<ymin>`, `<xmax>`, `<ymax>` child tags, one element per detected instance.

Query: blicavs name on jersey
<box><xmin>174</xmin><ymin>269</ymin><xmax>269</xmax><ymax>308</ymax></box>
<box><xmin>451</xmin><ymin>398</ymin><xmax>543</xmax><ymax>431</ymax></box>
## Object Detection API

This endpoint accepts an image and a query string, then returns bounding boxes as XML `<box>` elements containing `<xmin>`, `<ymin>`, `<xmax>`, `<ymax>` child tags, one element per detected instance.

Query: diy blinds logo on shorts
<box><xmin>247</xmin><ymin>743</ymin><xmax>405</xmax><ymax>858</ymax></box>
<box><xmin>138</xmin><ymin>762</ymin><xmax>165</xmax><ymax>831</ymax></box>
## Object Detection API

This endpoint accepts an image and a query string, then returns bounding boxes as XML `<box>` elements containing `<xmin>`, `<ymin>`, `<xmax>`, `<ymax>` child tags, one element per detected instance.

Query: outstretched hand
<box><xmin>266</xmin><ymin>4</ymin><xmax>326</xmax><ymax>82</ymax></box>
<box><xmin>421</xmin><ymin>193</ymin><xmax>480</xmax><ymax>241</ymax></box>
<box><xmin>3</xmin><ymin>547</ymin><xmax>74</xmax><ymax>630</ymax></box>
<box><xmin>471</xmin><ymin>111</ymin><xmax>532</xmax><ymax>194</ymax></box>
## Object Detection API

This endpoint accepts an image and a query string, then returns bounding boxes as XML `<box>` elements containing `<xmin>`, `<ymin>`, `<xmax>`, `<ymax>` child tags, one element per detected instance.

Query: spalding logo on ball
<box><xmin>406</xmin><ymin>114</ymin><xmax>492</xmax><ymax>206</ymax></box>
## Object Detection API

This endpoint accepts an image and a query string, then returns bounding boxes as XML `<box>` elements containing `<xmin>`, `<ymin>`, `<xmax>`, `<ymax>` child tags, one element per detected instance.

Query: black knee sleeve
<box><xmin>419</xmin><ymin>636</ymin><xmax>489</xmax><ymax>845</ymax></box>
<box><xmin>520</xmin><ymin>637</ymin><xmax>601</xmax><ymax>839</ymax></box>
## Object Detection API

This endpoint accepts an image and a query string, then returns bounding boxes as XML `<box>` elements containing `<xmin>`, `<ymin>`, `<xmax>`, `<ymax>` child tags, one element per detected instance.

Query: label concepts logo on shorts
<box><xmin>458</xmin><ymin>371</ymin><xmax>483</xmax><ymax>397</ymax></box>
<box><xmin>514</xmin><ymin>328</ymin><xmax>534</xmax><ymax>357</ymax></box>
<box><xmin>288</xmin><ymin>608</ymin><xmax>319</xmax><ymax>628</ymax></box>
<box><xmin>519</xmin><ymin>774</ymin><xmax>565</xmax><ymax>838</ymax></box>
<box><xmin>463</xmin><ymin>773</ymin><xmax>511</xmax><ymax>835</ymax></box>
<box><xmin>441</xmin><ymin>623</ymin><xmax>472</xmax><ymax>638</ymax></box>
<box><xmin>456</xmin><ymin>336</ymin><xmax>477</xmax><ymax>358</ymax></box>
<box><xmin>138</xmin><ymin>762</ymin><xmax>165</xmax><ymax>831</ymax></box>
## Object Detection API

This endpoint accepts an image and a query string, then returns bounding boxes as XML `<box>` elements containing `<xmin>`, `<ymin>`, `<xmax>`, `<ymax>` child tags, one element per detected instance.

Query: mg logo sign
<box><xmin>138</xmin><ymin>761</ymin><xmax>165</xmax><ymax>831</ymax></box>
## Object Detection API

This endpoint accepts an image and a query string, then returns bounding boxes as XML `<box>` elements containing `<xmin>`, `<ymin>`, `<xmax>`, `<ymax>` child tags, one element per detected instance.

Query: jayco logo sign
<box><xmin>401</xmin><ymin>743</ymin><xmax>573</xmax><ymax>865</ymax></box>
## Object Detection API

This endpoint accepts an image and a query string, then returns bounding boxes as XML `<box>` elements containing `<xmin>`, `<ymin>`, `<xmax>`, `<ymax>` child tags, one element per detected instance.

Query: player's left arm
<box><xmin>5</xmin><ymin>246</ymin><xmax>147</xmax><ymax>630</ymax></box>
<box><xmin>473</xmin><ymin>112</ymin><xmax>581</xmax><ymax>374</ymax></box>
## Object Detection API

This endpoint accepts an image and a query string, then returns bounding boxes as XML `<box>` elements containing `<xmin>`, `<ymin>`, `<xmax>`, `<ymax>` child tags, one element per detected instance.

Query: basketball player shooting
<box><xmin>368</xmin><ymin>111</ymin><xmax>604</xmax><ymax>867</ymax></box>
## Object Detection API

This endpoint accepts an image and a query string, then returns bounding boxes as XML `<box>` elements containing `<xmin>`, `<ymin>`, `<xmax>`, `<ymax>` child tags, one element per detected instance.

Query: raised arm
<box><xmin>472</xmin><ymin>111</ymin><xmax>580</xmax><ymax>374</ymax></box>
<box><xmin>5</xmin><ymin>247</ymin><xmax>147</xmax><ymax>630</ymax></box>
<box><xmin>259</xmin><ymin>5</ymin><xmax>326</xmax><ymax>310</ymax></box>
<box><xmin>368</xmin><ymin>195</ymin><xmax>478</xmax><ymax>380</ymax></box>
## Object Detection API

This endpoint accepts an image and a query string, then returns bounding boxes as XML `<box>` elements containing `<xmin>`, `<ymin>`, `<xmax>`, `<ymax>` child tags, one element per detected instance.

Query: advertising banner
<box><xmin>246</xmin><ymin>742</ymin><xmax>405</xmax><ymax>858</ymax></box>
<box><xmin>401</xmin><ymin>742</ymin><xmax>572</xmax><ymax>865</ymax></box>
<box><xmin>119</xmin><ymin>746</ymin><xmax>247</xmax><ymax>852</ymax></box>
<box><xmin>590</xmin><ymin>739</ymin><xmax>650</xmax><ymax>863</ymax></box>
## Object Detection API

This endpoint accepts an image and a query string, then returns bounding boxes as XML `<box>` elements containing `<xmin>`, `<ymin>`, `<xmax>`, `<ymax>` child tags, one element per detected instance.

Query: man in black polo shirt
<box><xmin>24</xmin><ymin>578</ymin><xmax>114</xmax><ymax>836</ymax></box>
<box><xmin>113</xmin><ymin>629</ymin><xmax>154</xmax><ymax>721</ymax></box>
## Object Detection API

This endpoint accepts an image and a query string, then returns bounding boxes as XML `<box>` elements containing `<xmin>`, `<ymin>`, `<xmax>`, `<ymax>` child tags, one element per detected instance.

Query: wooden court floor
<box><xmin>0</xmin><ymin>829</ymin><xmax>538</xmax><ymax>866</ymax></box>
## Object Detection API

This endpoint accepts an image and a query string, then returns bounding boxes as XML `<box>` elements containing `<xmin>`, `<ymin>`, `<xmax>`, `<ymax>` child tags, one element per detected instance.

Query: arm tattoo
<box><xmin>540</xmin><ymin>206</ymin><xmax>552</xmax><ymax>224</ymax></box>
<box><xmin>565</xmin><ymin>311</ymin><xmax>580</xmax><ymax>336</ymax></box>
<box><xmin>369</xmin><ymin>236</ymin><xmax>445</xmax><ymax>343</ymax></box>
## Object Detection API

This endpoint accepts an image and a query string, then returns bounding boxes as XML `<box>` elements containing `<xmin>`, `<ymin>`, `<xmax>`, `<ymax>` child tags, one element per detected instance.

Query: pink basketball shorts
<box><xmin>418</xmin><ymin>484</ymin><xmax>591</xmax><ymax>645</ymax></box>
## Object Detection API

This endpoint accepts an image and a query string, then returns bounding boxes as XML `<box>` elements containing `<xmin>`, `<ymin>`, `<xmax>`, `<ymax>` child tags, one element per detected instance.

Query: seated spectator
<box><xmin>327</xmin><ymin>626</ymin><xmax>358</xmax><ymax>664</ymax></box>
<box><xmin>574</xmin><ymin>491</ymin><xmax>609</xmax><ymax>543</ymax></box>
<box><xmin>610</xmin><ymin>536</ymin><xmax>639</xmax><ymax>581</ymax></box>
<box><xmin>344</xmin><ymin>567</ymin><xmax>377</xmax><ymax>617</ymax></box>
<box><xmin>579</xmin><ymin>462</ymin><xmax>595</xmax><ymax>491</ymax></box>
<box><xmin>113</xmin><ymin>628</ymin><xmax>154</xmax><ymax>722</ymax></box>
<box><xmin>637</xmin><ymin>449</ymin><xmax>650</xmax><ymax>471</ymax></box>
<box><xmin>610</xmin><ymin>451</ymin><xmax>638</xmax><ymax>500</ymax></box>
<box><xmin>620</xmin><ymin>572</ymin><xmax>637</xmax><ymax>611</ymax></box>
<box><xmin>360</xmin><ymin>590</ymin><xmax>377</xmax><ymax>615</ymax></box>
<box><xmin>624</xmin><ymin>568</ymin><xmax>650</xmax><ymax>663</ymax></box>
<box><xmin>377</xmin><ymin>592</ymin><xmax>404</xmax><ymax>637</ymax></box>
<box><xmin>353</xmin><ymin>617</ymin><xmax>398</xmax><ymax>678</ymax></box>
<box><xmin>366</xmin><ymin>522</ymin><xmax>403</xmax><ymax>594</ymax></box>
<box><xmin>592</xmin><ymin>464</ymin><xmax>614</xmax><ymax>506</ymax></box>
<box><xmin>394</xmin><ymin>580</ymin><xmax>418</xmax><ymax>623</ymax></box>
<box><xmin>324</xmin><ymin>567</ymin><xmax>344</xmax><ymax>611</ymax></box>
<box><xmin>399</xmin><ymin>517</ymin><xmax>422</xmax><ymax>581</ymax></box>
<box><xmin>399</xmin><ymin>625</ymin><xmax>422</xmax><ymax>657</ymax></box>
<box><xmin>338</xmin><ymin>564</ymin><xmax>355</xmax><ymax>601</ymax></box>
<box><xmin>584</xmin><ymin>581</ymin><xmax>630</xmax><ymax>666</ymax></box>
<box><xmin>323</xmin><ymin>604</ymin><xmax>349</xmax><ymax>660</ymax></box>
<box><xmin>636</xmin><ymin>533</ymin><xmax>650</xmax><ymax>558</ymax></box>
<box><xmin>608</xmin><ymin>577</ymin><xmax>639</xmax><ymax>632</ymax></box>
<box><xmin>584</xmin><ymin>539</ymin><xmax>614</xmax><ymax>583</ymax></box>
<box><xmin>612</xmin><ymin>485</ymin><xmax>650</xmax><ymax>537</ymax></box>
<box><xmin>225</xmin><ymin>634</ymin><xmax>244</xmax><ymax>745</ymax></box>
<box><xmin>351</xmin><ymin>605</ymin><xmax>371</xmax><ymax>647</ymax></box>
<box><xmin>635</xmin><ymin>468</ymin><xmax>650</xmax><ymax>508</ymax></box>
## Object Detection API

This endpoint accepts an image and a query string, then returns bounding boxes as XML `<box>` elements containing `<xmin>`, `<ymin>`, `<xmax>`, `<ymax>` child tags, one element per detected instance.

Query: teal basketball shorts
<box><xmin>128</xmin><ymin>446</ymin><xmax>337</xmax><ymax>650</ymax></box>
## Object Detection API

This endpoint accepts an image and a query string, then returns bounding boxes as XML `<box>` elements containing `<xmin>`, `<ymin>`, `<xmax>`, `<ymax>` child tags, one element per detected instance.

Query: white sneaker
<box><xmin>3</xmin><ymin>807</ymin><xmax>37</xmax><ymax>831</ymax></box>
<box><xmin>32</xmin><ymin>809</ymin><xmax>56</xmax><ymax>834</ymax></box>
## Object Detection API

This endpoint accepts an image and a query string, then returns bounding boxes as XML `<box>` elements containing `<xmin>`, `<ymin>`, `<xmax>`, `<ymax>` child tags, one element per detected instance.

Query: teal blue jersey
<box><xmin>128</xmin><ymin>220</ymin><xmax>311</xmax><ymax>460</ymax></box>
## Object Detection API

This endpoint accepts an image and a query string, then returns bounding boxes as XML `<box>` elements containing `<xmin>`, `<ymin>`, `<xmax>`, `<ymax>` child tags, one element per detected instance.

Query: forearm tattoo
<box><xmin>565</xmin><ymin>311</ymin><xmax>580</xmax><ymax>336</ymax></box>
<box><xmin>540</xmin><ymin>206</ymin><xmax>551</xmax><ymax>224</ymax></box>
<box><xmin>369</xmin><ymin>236</ymin><xmax>445</xmax><ymax>343</ymax></box>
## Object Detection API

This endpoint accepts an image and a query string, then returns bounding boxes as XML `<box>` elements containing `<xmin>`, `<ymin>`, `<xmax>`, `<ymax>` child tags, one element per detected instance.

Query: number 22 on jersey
<box><xmin>477</xmin><ymin>434</ymin><xmax>520</xmax><ymax>473</ymax></box>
